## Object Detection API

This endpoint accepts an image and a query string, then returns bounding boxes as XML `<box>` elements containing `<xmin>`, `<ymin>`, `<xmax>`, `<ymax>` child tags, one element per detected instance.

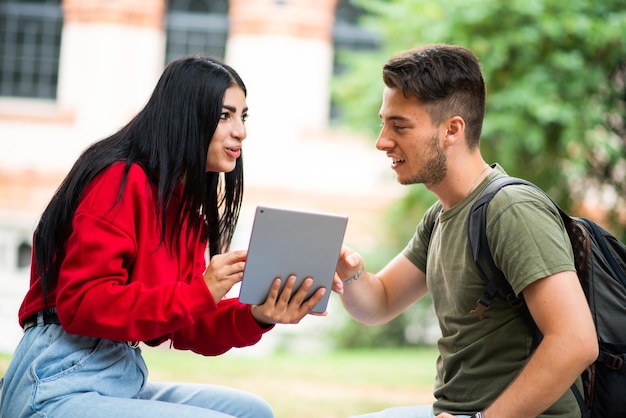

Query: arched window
<box><xmin>165</xmin><ymin>0</ymin><xmax>230</xmax><ymax>64</ymax></box>
<box><xmin>0</xmin><ymin>0</ymin><xmax>63</xmax><ymax>99</ymax></box>
<box><xmin>17</xmin><ymin>241</ymin><xmax>32</xmax><ymax>269</ymax></box>
<box><xmin>169</xmin><ymin>0</ymin><xmax>229</xmax><ymax>14</ymax></box>
<box><xmin>331</xmin><ymin>0</ymin><xmax>381</xmax><ymax>121</ymax></box>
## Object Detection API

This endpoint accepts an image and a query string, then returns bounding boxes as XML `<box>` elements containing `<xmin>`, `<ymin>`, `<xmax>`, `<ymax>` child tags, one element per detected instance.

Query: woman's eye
<box><xmin>241</xmin><ymin>113</ymin><xmax>249</xmax><ymax>123</ymax></box>
<box><xmin>219</xmin><ymin>112</ymin><xmax>230</xmax><ymax>120</ymax></box>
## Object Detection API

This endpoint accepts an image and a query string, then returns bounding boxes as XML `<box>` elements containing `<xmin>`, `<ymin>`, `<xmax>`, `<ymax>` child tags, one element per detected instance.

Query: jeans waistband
<box><xmin>23</xmin><ymin>310</ymin><xmax>60</xmax><ymax>331</ymax></box>
<box><xmin>23</xmin><ymin>310</ymin><xmax>140</xmax><ymax>349</ymax></box>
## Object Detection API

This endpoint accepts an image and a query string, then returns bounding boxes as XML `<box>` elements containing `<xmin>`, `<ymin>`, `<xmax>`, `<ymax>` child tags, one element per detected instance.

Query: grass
<box><xmin>1</xmin><ymin>346</ymin><xmax>437</xmax><ymax>418</ymax></box>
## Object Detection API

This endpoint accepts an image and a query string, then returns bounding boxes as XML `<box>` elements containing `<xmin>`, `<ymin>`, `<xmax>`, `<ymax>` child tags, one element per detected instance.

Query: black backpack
<box><xmin>467</xmin><ymin>176</ymin><xmax>626</xmax><ymax>418</ymax></box>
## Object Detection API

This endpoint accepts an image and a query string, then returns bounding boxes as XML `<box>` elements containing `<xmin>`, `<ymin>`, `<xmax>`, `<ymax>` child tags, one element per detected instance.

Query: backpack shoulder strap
<box><xmin>467</xmin><ymin>176</ymin><xmax>578</xmax><ymax>312</ymax></box>
<box><xmin>468</xmin><ymin>177</ymin><xmax>592</xmax><ymax>416</ymax></box>
<box><xmin>467</xmin><ymin>176</ymin><xmax>538</xmax><ymax>319</ymax></box>
<box><xmin>427</xmin><ymin>202</ymin><xmax>443</xmax><ymax>246</ymax></box>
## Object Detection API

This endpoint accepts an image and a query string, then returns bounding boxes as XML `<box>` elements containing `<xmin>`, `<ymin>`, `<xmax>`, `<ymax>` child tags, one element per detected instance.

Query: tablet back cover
<box><xmin>239</xmin><ymin>206</ymin><xmax>348</xmax><ymax>313</ymax></box>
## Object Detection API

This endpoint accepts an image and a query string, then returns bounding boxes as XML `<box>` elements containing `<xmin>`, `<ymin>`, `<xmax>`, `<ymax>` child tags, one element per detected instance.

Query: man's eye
<box><xmin>394</xmin><ymin>125</ymin><xmax>406</xmax><ymax>131</ymax></box>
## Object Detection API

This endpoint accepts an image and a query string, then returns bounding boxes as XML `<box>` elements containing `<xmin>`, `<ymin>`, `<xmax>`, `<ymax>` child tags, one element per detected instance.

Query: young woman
<box><xmin>0</xmin><ymin>56</ymin><xmax>326</xmax><ymax>418</ymax></box>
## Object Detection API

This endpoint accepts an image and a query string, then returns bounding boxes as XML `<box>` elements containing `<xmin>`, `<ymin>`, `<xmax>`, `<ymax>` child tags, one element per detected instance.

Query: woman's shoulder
<box><xmin>80</xmin><ymin>162</ymin><xmax>153</xmax><ymax>210</ymax></box>
<box><xmin>89</xmin><ymin>162</ymin><xmax>151</xmax><ymax>190</ymax></box>
<box><xmin>97</xmin><ymin>161</ymin><xmax>147</xmax><ymax>180</ymax></box>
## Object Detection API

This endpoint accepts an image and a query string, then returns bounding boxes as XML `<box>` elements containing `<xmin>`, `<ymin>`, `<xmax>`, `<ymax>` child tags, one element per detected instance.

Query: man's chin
<box><xmin>398</xmin><ymin>179</ymin><xmax>418</xmax><ymax>186</ymax></box>
<box><xmin>398</xmin><ymin>177</ymin><xmax>439</xmax><ymax>189</ymax></box>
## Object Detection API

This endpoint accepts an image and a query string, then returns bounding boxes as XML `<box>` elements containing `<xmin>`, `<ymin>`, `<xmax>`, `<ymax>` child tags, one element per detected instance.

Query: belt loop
<box><xmin>36</xmin><ymin>311</ymin><xmax>45</xmax><ymax>327</ymax></box>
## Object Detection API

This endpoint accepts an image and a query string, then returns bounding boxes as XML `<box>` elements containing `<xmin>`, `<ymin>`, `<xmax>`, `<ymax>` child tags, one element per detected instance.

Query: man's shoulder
<box><xmin>487</xmin><ymin>178</ymin><xmax>554</xmax><ymax>212</ymax></box>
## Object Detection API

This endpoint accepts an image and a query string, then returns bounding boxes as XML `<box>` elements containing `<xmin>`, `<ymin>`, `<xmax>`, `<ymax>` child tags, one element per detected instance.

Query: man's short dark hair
<box><xmin>382</xmin><ymin>44</ymin><xmax>486</xmax><ymax>148</ymax></box>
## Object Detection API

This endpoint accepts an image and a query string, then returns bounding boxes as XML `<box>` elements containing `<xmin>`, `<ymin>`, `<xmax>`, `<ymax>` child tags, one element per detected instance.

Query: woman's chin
<box><xmin>206</xmin><ymin>162</ymin><xmax>237</xmax><ymax>173</ymax></box>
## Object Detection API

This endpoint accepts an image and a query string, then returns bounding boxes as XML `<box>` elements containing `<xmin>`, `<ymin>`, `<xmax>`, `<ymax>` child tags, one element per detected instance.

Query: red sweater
<box><xmin>19</xmin><ymin>163</ymin><xmax>270</xmax><ymax>355</ymax></box>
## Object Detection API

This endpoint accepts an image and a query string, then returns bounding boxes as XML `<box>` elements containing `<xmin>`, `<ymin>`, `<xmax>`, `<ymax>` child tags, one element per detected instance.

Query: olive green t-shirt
<box><xmin>402</xmin><ymin>165</ymin><xmax>581</xmax><ymax>416</ymax></box>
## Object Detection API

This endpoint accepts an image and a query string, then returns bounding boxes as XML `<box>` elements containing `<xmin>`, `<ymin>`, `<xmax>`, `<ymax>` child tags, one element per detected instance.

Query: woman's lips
<box><xmin>226</xmin><ymin>147</ymin><xmax>241</xmax><ymax>159</ymax></box>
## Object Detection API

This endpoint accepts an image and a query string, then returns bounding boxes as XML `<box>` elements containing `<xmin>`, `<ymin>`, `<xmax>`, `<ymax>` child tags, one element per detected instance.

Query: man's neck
<box><xmin>428</xmin><ymin>159</ymin><xmax>491</xmax><ymax>211</ymax></box>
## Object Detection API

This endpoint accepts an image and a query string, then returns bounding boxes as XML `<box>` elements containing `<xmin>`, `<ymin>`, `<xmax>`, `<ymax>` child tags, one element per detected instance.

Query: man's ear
<box><xmin>444</xmin><ymin>116</ymin><xmax>465</xmax><ymax>139</ymax></box>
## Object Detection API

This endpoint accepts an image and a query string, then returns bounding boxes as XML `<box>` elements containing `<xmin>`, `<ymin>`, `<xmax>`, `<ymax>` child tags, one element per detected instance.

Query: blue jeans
<box><xmin>0</xmin><ymin>320</ymin><xmax>273</xmax><ymax>418</ymax></box>
<box><xmin>350</xmin><ymin>405</ymin><xmax>471</xmax><ymax>418</ymax></box>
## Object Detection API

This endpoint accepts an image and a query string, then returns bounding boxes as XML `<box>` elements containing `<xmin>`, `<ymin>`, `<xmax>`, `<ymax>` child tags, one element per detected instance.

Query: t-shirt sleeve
<box><xmin>402</xmin><ymin>203</ymin><xmax>442</xmax><ymax>273</ymax></box>
<box><xmin>486</xmin><ymin>186</ymin><xmax>576</xmax><ymax>296</ymax></box>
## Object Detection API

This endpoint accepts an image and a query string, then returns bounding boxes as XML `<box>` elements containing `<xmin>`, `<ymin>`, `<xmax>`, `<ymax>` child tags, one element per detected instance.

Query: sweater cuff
<box><xmin>241</xmin><ymin>303</ymin><xmax>275</xmax><ymax>334</ymax></box>
<box><xmin>190</xmin><ymin>276</ymin><xmax>219</xmax><ymax>312</ymax></box>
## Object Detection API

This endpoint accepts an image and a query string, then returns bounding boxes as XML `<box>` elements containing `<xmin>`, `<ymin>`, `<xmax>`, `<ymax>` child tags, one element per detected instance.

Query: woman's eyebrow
<box><xmin>222</xmin><ymin>104</ymin><xmax>249</xmax><ymax>113</ymax></box>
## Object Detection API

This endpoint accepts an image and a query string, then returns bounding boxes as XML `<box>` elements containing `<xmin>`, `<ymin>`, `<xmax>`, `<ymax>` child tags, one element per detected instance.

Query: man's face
<box><xmin>376</xmin><ymin>87</ymin><xmax>447</xmax><ymax>186</ymax></box>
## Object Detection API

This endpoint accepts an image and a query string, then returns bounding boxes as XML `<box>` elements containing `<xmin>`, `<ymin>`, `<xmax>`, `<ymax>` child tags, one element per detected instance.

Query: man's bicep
<box><xmin>377</xmin><ymin>254</ymin><xmax>428</xmax><ymax>318</ymax></box>
<box><xmin>523</xmin><ymin>270</ymin><xmax>593</xmax><ymax>337</ymax></box>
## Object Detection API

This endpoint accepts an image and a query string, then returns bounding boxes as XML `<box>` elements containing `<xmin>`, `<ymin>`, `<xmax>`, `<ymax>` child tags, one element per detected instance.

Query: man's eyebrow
<box><xmin>379</xmin><ymin>114</ymin><xmax>412</xmax><ymax>122</ymax></box>
<box><xmin>222</xmin><ymin>104</ymin><xmax>249</xmax><ymax>113</ymax></box>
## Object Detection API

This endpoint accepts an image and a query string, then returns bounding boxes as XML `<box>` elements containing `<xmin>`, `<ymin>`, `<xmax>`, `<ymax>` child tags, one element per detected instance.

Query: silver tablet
<box><xmin>239</xmin><ymin>206</ymin><xmax>348</xmax><ymax>313</ymax></box>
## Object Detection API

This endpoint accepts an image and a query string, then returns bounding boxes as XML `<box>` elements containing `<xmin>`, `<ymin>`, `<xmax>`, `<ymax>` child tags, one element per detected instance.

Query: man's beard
<box><xmin>400</xmin><ymin>133</ymin><xmax>447</xmax><ymax>186</ymax></box>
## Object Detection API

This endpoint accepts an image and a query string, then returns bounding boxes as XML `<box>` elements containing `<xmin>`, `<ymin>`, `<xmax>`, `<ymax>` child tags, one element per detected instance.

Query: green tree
<box><xmin>334</xmin><ymin>0</ymin><xmax>626</xmax><ymax>235</ymax></box>
<box><xmin>331</xmin><ymin>0</ymin><xmax>626</xmax><ymax>348</ymax></box>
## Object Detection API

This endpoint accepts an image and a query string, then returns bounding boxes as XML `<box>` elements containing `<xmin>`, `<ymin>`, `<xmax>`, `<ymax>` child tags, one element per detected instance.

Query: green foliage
<box><xmin>334</xmin><ymin>0</ymin><xmax>626</xmax><ymax>236</ymax></box>
<box><xmin>331</xmin><ymin>0</ymin><xmax>626</xmax><ymax>348</ymax></box>
<box><xmin>330</xmin><ymin>311</ymin><xmax>412</xmax><ymax>348</ymax></box>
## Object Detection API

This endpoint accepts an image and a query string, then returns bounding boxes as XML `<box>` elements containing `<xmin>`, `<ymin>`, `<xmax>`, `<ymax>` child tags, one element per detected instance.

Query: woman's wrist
<box><xmin>249</xmin><ymin>305</ymin><xmax>274</xmax><ymax>328</ymax></box>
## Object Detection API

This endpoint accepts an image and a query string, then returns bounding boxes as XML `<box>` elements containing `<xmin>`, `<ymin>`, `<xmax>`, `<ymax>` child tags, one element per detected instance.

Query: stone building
<box><xmin>0</xmin><ymin>0</ymin><xmax>400</xmax><ymax>353</ymax></box>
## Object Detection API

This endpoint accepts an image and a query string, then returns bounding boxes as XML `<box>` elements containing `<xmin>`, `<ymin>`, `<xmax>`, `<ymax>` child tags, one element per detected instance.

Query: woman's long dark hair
<box><xmin>34</xmin><ymin>56</ymin><xmax>246</xmax><ymax>306</ymax></box>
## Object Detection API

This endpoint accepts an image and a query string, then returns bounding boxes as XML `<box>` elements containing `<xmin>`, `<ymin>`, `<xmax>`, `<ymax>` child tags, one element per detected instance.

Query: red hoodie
<box><xmin>19</xmin><ymin>162</ymin><xmax>270</xmax><ymax>355</ymax></box>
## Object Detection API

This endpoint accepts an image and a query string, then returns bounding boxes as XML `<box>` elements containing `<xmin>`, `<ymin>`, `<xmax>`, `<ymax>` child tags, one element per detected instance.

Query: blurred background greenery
<box><xmin>331</xmin><ymin>0</ymin><xmax>626</xmax><ymax>350</ymax></box>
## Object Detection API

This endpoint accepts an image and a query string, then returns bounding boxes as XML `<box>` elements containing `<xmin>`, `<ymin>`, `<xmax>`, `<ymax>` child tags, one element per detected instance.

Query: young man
<box><xmin>334</xmin><ymin>44</ymin><xmax>598</xmax><ymax>418</ymax></box>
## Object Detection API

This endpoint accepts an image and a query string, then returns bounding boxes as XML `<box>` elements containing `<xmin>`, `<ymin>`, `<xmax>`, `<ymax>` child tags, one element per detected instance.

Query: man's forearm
<box><xmin>340</xmin><ymin>270</ymin><xmax>391</xmax><ymax>325</ymax></box>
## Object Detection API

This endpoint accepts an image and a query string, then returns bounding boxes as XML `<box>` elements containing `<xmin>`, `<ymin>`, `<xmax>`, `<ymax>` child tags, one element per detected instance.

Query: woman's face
<box><xmin>206</xmin><ymin>86</ymin><xmax>248</xmax><ymax>172</ymax></box>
